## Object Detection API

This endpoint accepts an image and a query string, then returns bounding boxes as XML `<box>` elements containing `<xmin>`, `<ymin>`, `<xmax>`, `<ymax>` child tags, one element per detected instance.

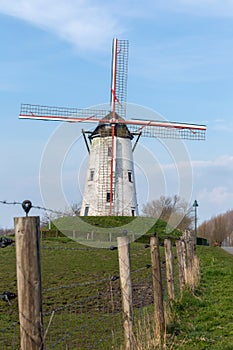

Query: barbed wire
<box><xmin>43</xmin><ymin>301</ymin><xmax>122</xmax><ymax>349</ymax></box>
<box><xmin>0</xmin><ymin>321</ymin><xmax>18</xmax><ymax>333</ymax></box>
<box><xmin>0</xmin><ymin>200</ymin><xmax>185</xmax><ymax>350</ymax></box>
<box><xmin>41</xmin><ymin>245</ymin><xmax>98</xmax><ymax>251</ymax></box>
<box><xmin>43</xmin><ymin>265</ymin><xmax>151</xmax><ymax>293</ymax></box>
<box><xmin>131</xmin><ymin>265</ymin><xmax>151</xmax><ymax>274</ymax></box>
<box><xmin>0</xmin><ymin>199</ymin><xmax>65</xmax><ymax>216</ymax></box>
<box><xmin>43</xmin><ymin>276</ymin><xmax>118</xmax><ymax>293</ymax></box>
<box><xmin>43</xmin><ymin>295</ymin><xmax>99</xmax><ymax>315</ymax></box>
<box><xmin>0</xmin><ymin>200</ymin><xmax>23</xmax><ymax>207</ymax></box>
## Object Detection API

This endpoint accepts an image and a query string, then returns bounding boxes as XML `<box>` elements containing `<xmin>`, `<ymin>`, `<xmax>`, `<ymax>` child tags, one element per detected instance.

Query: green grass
<box><xmin>47</xmin><ymin>216</ymin><xmax>182</xmax><ymax>247</ymax></box>
<box><xmin>169</xmin><ymin>247</ymin><xmax>233</xmax><ymax>349</ymax></box>
<box><xmin>1</xmin><ymin>234</ymin><xmax>233</xmax><ymax>349</ymax></box>
<box><xmin>0</xmin><ymin>237</ymin><xmax>154</xmax><ymax>349</ymax></box>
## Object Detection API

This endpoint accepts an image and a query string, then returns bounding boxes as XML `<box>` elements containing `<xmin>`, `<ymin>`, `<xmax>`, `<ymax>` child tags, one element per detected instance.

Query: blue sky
<box><xmin>1</xmin><ymin>0</ymin><xmax>233</xmax><ymax>228</ymax></box>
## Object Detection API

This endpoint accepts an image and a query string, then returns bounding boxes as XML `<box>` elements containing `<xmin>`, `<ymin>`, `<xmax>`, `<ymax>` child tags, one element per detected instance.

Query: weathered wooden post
<box><xmin>175</xmin><ymin>240</ymin><xmax>186</xmax><ymax>294</ymax></box>
<box><xmin>117</xmin><ymin>236</ymin><xmax>134</xmax><ymax>350</ymax></box>
<box><xmin>150</xmin><ymin>235</ymin><xmax>165</xmax><ymax>346</ymax></box>
<box><xmin>181</xmin><ymin>239</ymin><xmax>188</xmax><ymax>284</ymax></box>
<box><xmin>164</xmin><ymin>238</ymin><xmax>175</xmax><ymax>301</ymax></box>
<box><xmin>14</xmin><ymin>216</ymin><xmax>44</xmax><ymax>350</ymax></box>
<box><xmin>184</xmin><ymin>231</ymin><xmax>199</xmax><ymax>289</ymax></box>
<box><xmin>184</xmin><ymin>232</ymin><xmax>193</xmax><ymax>270</ymax></box>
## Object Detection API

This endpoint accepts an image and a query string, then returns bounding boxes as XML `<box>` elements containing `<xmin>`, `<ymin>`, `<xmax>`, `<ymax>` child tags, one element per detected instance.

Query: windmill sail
<box><xmin>20</xmin><ymin>103</ymin><xmax>206</xmax><ymax>141</ymax></box>
<box><xmin>111</xmin><ymin>39</ymin><xmax>129</xmax><ymax>120</ymax></box>
<box><xmin>19</xmin><ymin>38</ymin><xmax>207</xmax><ymax>217</ymax></box>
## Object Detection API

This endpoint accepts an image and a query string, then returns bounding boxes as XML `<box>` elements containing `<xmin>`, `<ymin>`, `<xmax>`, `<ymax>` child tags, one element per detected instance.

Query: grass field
<box><xmin>0</xmin><ymin>236</ymin><xmax>156</xmax><ymax>349</ymax></box>
<box><xmin>169</xmin><ymin>246</ymin><xmax>233</xmax><ymax>349</ymax></box>
<box><xmin>1</xmin><ymin>232</ymin><xmax>233</xmax><ymax>349</ymax></box>
<box><xmin>121</xmin><ymin>245</ymin><xmax>233</xmax><ymax>350</ymax></box>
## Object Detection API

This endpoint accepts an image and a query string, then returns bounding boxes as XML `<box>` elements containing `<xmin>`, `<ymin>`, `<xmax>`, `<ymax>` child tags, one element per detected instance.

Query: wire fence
<box><xmin>0</xmin><ymin>200</ymin><xmax>64</xmax><ymax>216</ymax></box>
<box><xmin>0</xmin><ymin>200</ymin><xmax>197</xmax><ymax>349</ymax></box>
<box><xmin>0</xmin><ymin>260</ymin><xmax>153</xmax><ymax>349</ymax></box>
<box><xmin>43</xmin><ymin>297</ymin><xmax>123</xmax><ymax>349</ymax></box>
<box><xmin>0</xmin><ymin>322</ymin><xmax>19</xmax><ymax>350</ymax></box>
<box><xmin>40</xmin><ymin>258</ymin><xmax>154</xmax><ymax>348</ymax></box>
<box><xmin>0</xmin><ymin>243</ymin><xmax>177</xmax><ymax>349</ymax></box>
<box><xmin>43</xmin><ymin>274</ymin><xmax>155</xmax><ymax>350</ymax></box>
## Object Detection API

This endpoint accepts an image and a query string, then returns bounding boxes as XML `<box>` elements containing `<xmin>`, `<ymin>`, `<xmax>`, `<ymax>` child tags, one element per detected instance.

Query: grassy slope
<box><xmin>171</xmin><ymin>246</ymin><xmax>233</xmax><ymax>349</ymax></box>
<box><xmin>1</xmin><ymin>231</ymin><xmax>233</xmax><ymax>349</ymax></box>
<box><xmin>0</xmin><ymin>237</ymin><xmax>154</xmax><ymax>349</ymax></box>
<box><xmin>47</xmin><ymin>216</ymin><xmax>181</xmax><ymax>245</ymax></box>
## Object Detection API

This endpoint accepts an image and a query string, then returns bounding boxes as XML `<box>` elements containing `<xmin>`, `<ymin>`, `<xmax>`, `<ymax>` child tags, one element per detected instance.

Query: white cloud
<box><xmin>192</xmin><ymin>156</ymin><xmax>233</xmax><ymax>220</ymax></box>
<box><xmin>0</xmin><ymin>0</ymin><xmax>233</xmax><ymax>51</ymax></box>
<box><xmin>0</xmin><ymin>0</ymin><xmax>124</xmax><ymax>52</ymax></box>
<box><xmin>162</xmin><ymin>155</ymin><xmax>233</xmax><ymax>171</ymax></box>
<box><xmin>199</xmin><ymin>186</ymin><xmax>233</xmax><ymax>204</ymax></box>
<box><xmin>195</xmin><ymin>185</ymin><xmax>233</xmax><ymax>222</ymax></box>
<box><xmin>192</xmin><ymin>155</ymin><xmax>233</xmax><ymax>169</ymax></box>
<box><xmin>0</xmin><ymin>0</ymin><xmax>232</xmax><ymax>59</ymax></box>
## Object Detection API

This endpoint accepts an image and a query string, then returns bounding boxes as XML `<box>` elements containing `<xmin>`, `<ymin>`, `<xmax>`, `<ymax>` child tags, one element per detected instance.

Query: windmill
<box><xmin>19</xmin><ymin>38</ymin><xmax>206</xmax><ymax>217</ymax></box>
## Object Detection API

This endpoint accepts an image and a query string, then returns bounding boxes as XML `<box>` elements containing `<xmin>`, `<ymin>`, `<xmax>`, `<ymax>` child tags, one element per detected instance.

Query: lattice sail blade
<box><xmin>111</xmin><ymin>39</ymin><xmax>129</xmax><ymax>120</ymax></box>
<box><xmin>19</xmin><ymin>104</ymin><xmax>108</xmax><ymax>123</ymax></box>
<box><xmin>127</xmin><ymin>119</ymin><xmax>206</xmax><ymax>140</ymax></box>
<box><xmin>19</xmin><ymin>104</ymin><xmax>206</xmax><ymax>140</ymax></box>
<box><xmin>128</xmin><ymin>124</ymin><xmax>206</xmax><ymax>140</ymax></box>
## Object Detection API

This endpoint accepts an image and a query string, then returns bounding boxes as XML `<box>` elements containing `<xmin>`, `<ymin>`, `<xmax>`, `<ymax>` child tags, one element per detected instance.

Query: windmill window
<box><xmin>84</xmin><ymin>206</ymin><xmax>89</xmax><ymax>216</ymax></box>
<box><xmin>128</xmin><ymin>171</ymin><xmax>133</xmax><ymax>183</ymax></box>
<box><xmin>106</xmin><ymin>192</ymin><xmax>111</xmax><ymax>202</ymax></box>
<box><xmin>90</xmin><ymin>170</ymin><xmax>94</xmax><ymax>181</ymax></box>
<box><xmin>108</xmin><ymin>147</ymin><xmax>112</xmax><ymax>157</ymax></box>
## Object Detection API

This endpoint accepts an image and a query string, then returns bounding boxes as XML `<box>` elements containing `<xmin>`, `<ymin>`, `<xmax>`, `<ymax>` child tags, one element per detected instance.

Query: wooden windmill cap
<box><xmin>89</xmin><ymin>112</ymin><xmax>134</xmax><ymax>140</ymax></box>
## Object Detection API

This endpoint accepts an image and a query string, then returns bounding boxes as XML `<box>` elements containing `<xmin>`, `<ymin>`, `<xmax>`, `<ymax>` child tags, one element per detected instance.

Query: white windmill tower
<box><xmin>81</xmin><ymin>39</ymin><xmax>138</xmax><ymax>216</ymax></box>
<box><xmin>19</xmin><ymin>38</ymin><xmax>206</xmax><ymax>217</ymax></box>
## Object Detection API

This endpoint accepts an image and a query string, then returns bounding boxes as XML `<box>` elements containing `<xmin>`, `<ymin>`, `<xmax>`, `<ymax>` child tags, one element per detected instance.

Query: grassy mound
<box><xmin>44</xmin><ymin>216</ymin><xmax>182</xmax><ymax>244</ymax></box>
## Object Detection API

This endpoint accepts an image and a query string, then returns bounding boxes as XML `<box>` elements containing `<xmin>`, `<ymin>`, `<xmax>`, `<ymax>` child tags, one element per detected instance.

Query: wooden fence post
<box><xmin>150</xmin><ymin>236</ymin><xmax>165</xmax><ymax>346</ymax></box>
<box><xmin>14</xmin><ymin>216</ymin><xmax>44</xmax><ymax>350</ymax></box>
<box><xmin>184</xmin><ymin>231</ymin><xmax>198</xmax><ymax>289</ymax></box>
<box><xmin>117</xmin><ymin>236</ymin><xmax>134</xmax><ymax>350</ymax></box>
<box><xmin>186</xmin><ymin>232</ymin><xmax>195</xmax><ymax>269</ymax></box>
<box><xmin>175</xmin><ymin>240</ymin><xmax>186</xmax><ymax>294</ymax></box>
<box><xmin>164</xmin><ymin>238</ymin><xmax>175</xmax><ymax>301</ymax></box>
<box><xmin>181</xmin><ymin>239</ymin><xmax>189</xmax><ymax>285</ymax></box>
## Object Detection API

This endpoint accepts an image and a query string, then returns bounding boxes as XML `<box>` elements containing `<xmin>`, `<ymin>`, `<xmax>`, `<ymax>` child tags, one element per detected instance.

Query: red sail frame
<box><xmin>19</xmin><ymin>38</ymin><xmax>207</xmax><ymax>217</ymax></box>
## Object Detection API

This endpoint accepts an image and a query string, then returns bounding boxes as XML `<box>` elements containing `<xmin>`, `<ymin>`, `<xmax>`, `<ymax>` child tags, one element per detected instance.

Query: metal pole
<box><xmin>193</xmin><ymin>200</ymin><xmax>198</xmax><ymax>245</ymax></box>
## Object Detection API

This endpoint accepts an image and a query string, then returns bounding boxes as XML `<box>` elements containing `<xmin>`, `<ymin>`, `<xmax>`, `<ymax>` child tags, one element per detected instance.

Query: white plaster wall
<box><xmin>80</xmin><ymin>135</ymin><xmax>138</xmax><ymax>216</ymax></box>
<box><xmin>114</xmin><ymin>137</ymin><xmax>138</xmax><ymax>216</ymax></box>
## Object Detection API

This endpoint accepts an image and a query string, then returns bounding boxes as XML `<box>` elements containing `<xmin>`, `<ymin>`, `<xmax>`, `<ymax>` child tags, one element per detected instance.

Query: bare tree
<box><xmin>0</xmin><ymin>227</ymin><xmax>14</xmax><ymax>236</ymax></box>
<box><xmin>142</xmin><ymin>195</ymin><xmax>194</xmax><ymax>231</ymax></box>
<box><xmin>41</xmin><ymin>202</ymin><xmax>81</xmax><ymax>228</ymax></box>
<box><xmin>212</xmin><ymin>215</ymin><xmax>228</xmax><ymax>244</ymax></box>
<box><xmin>198</xmin><ymin>209</ymin><xmax>233</xmax><ymax>245</ymax></box>
<box><xmin>197</xmin><ymin>220</ymin><xmax>211</xmax><ymax>240</ymax></box>
<box><xmin>68</xmin><ymin>203</ymin><xmax>81</xmax><ymax>216</ymax></box>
